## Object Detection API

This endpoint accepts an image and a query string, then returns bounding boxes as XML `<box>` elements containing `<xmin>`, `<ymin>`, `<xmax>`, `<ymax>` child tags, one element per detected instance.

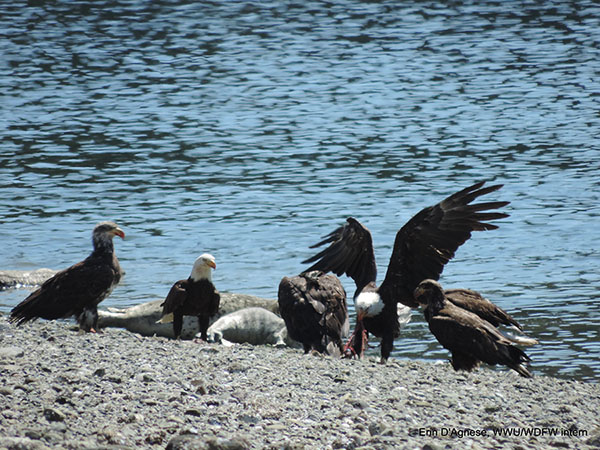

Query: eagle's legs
<box><xmin>343</xmin><ymin>326</ymin><xmax>368</xmax><ymax>359</ymax></box>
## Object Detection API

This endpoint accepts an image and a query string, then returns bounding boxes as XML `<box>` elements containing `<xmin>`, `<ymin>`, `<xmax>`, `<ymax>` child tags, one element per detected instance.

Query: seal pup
<box><xmin>206</xmin><ymin>307</ymin><xmax>300</xmax><ymax>348</ymax></box>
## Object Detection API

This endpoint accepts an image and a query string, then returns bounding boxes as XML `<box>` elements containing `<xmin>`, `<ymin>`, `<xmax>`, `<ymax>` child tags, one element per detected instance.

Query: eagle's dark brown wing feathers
<box><xmin>428</xmin><ymin>305</ymin><xmax>531</xmax><ymax>377</ymax></box>
<box><xmin>379</xmin><ymin>181</ymin><xmax>509</xmax><ymax>308</ymax></box>
<box><xmin>306</xmin><ymin>225</ymin><xmax>345</xmax><ymax>249</ymax></box>
<box><xmin>278</xmin><ymin>273</ymin><xmax>348</xmax><ymax>355</ymax></box>
<box><xmin>10</xmin><ymin>258</ymin><xmax>117</xmax><ymax>325</ymax></box>
<box><xmin>302</xmin><ymin>218</ymin><xmax>376</xmax><ymax>294</ymax></box>
<box><xmin>444</xmin><ymin>288</ymin><xmax>522</xmax><ymax>330</ymax></box>
<box><xmin>160</xmin><ymin>280</ymin><xmax>188</xmax><ymax>315</ymax></box>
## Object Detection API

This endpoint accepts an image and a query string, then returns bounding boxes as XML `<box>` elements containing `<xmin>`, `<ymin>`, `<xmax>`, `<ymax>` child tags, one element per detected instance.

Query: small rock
<box><xmin>185</xmin><ymin>408</ymin><xmax>203</xmax><ymax>417</ymax></box>
<box><xmin>43</xmin><ymin>407</ymin><xmax>66</xmax><ymax>422</ymax></box>
<box><xmin>145</xmin><ymin>429</ymin><xmax>166</xmax><ymax>445</ymax></box>
<box><xmin>0</xmin><ymin>436</ymin><xmax>52</xmax><ymax>450</ymax></box>
<box><xmin>0</xmin><ymin>386</ymin><xmax>13</xmax><ymax>395</ymax></box>
<box><xmin>0</xmin><ymin>346</ymin><xmax>25</xmax><ymax>359</ymax></box>
<box><xmin>484</xmin><ymin>405</ymin><xmax>501</xmax><ymax>413</ymax></box>
<box><xmin>239</xmin><ymin>413</ymin><xmax>259</xmax><ymax>424</ymax></box>
<box><xmin>166</xmin><ymin>435</ymin><xmax>250</xmax><ymax>450</ymax></box>
<box><xmin>422</xmin><ymin>443</ymin><xmax>445</xmax><ymax>450</ymax></box>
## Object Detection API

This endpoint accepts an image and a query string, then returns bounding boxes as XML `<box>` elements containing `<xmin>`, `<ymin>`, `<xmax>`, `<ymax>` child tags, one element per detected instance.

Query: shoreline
<box><xmin>0</xmin><ymin>316</ymin><xmax>598</xmax><ymax>449</ymax></box>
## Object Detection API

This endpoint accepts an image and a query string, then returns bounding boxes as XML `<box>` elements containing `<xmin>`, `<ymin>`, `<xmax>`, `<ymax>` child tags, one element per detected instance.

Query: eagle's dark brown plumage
<box><xmin>303</xmin><ymin>181</ymin><xmax>510</xmax><ymax>362</ymax></box>
<box><xmin>415</xmin><ymin>279</ymin><xmax>533</xmax><ymax>378</ymax></box>
<box><xmin>9</xmin><ymin>221</ymin><xmax>124</xmax><ymax>332</ymax></box>
<box><xmin>278</xmin><ymin>271</ymin><xmax>349</xmax><ymax>356</ymax></box>
<box><xmin>158</xmin><ymin>254</ymin><xmax>220</xmax><ymax>340</ymax></box>
<box><xmin>433</xmin><ymin>287</ymin><xmax>537</xmax><ymax>346</ymax></box>
<box><xmin>444</xmin><ymin>288</ymin><xmax>522</xmax><ymax>330</ymax></box>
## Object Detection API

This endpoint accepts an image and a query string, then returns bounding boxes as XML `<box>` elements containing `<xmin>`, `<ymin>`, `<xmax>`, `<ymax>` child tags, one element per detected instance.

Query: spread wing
<box><xmin>160</xmin><ymin>280</ymin><xmax>188</xmax><ymax>316</ymax></box>
<box><xmin>302</xmin><ymin>217</ymin><xmax>377</xmax><ymax>295</ymax></box>
<box><xmin>10</xmin><ymin>257</ymin><xmax>119</xmax><ymax>325</ymax></box>
<box><xmin>379</xmin><ymin>181</ymin><xmax>509</xmax><ymax>308</ymax></box>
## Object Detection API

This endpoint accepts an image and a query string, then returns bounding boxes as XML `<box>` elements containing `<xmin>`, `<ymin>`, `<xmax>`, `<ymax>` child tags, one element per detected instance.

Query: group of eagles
<box><xmin>10</xmin><ymin>181</ymin><xmax>538</xmax><ymax>378</ymax></box>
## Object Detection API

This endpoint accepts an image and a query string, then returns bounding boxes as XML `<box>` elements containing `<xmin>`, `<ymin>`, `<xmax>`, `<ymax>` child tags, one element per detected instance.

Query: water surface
<box><xmin>1</xmin><ymin>1</ymin><xmax>599</xmax><ymax>382</ymax></box>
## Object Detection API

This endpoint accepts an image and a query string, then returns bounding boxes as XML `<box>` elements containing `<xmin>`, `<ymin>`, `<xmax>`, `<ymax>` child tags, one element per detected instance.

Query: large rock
<box><xmin>0</xmin><ymin>269</ymin><xmax>57</xmax><ymax>290</ymax></box>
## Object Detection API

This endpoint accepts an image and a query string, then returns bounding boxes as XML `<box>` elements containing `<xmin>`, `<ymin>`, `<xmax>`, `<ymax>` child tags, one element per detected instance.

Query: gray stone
<box><xmin>0</xmin><ymin>269</ymin><xmax>57</xmax><ymax>289</ymax></box>
<box><xmin>43</xmin><ymin>407</ymin><xmax>66</xmax><ymax>422</ymax></box>
<box><xmin>0</xmin><ymin>346</ymin><xmax>25</xmax><ymax>359</ymax></box>
<box><xmin>0</xmin><ymin>437</ymin><xmax>53</xmax><ymax>450</ymax></box>
<box><xmin>166</xmin><ymin>435</ymin><xmax>250</xmax><ymax>450</ymax></box>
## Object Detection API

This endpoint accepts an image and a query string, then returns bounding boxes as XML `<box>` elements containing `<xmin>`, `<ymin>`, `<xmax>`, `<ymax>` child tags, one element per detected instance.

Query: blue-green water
<box><xmin>1</xmin><ymin>1</ymin><xmax>599</xmax><ymax>382</ymax></box>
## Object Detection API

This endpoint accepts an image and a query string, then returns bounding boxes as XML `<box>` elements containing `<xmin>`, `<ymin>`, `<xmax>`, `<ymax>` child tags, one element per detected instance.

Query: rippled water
<box><xmin>1</xmin><ymin>1</ymin><xmax>599</xmax><ymax>382</ymax></box>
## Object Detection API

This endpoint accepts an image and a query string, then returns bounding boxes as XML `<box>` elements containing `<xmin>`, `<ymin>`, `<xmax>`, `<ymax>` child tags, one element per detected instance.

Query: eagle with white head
<box><xmin>158</xmin><ymin>253</ymin><xmax>220</xmax><ymax>340</ymax></box>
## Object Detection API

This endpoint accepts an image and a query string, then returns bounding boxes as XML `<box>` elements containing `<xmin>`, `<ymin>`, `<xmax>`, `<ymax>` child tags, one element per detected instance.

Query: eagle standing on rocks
<box><xmin>278</xmin><ymin>271</ymin><xmax>349</xmax><ymax>356</ymax></box>
<box><xmin>9</xmin><ymin>221</ymin><xmax>125</xmax><ymax>332</ymax></box>
<box><xmin>414</xmin><ymin>279</ymin><xmax>534</xmax><ymax>377</ymax></box>
<box><xmin>302</xmin><ymin>181</ymin><xmax>509</xmax><ymax>362</ymax></box>
<box><xmin>158</xmin><ymin>254</ymin><xmax>220</xmax><ymax>340</ymax></box>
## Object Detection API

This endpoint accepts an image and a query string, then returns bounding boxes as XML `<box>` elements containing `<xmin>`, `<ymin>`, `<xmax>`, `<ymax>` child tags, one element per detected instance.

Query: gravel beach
<box><xmin>1</xmin><ymin>316</ymin><xmax>598</xmax><ymax>450</ymax></box>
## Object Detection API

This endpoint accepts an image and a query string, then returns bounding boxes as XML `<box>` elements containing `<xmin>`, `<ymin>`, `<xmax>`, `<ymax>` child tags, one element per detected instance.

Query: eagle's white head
<box><xmin>355</xmin><ymin>291</ymin><xmax>384</xmax><ymax>320</ymax></box>
<box><xmin>190</xmin><ymin>253</ymin><xmax>216</xmax><ymax>281</ymax></box>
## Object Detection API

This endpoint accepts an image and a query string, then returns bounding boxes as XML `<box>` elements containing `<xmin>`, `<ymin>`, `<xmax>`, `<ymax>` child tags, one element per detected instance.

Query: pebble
<box><xmin>0</xmin><ymin>317</ymin><xmax>599</xmax><ymax>449</ymax></box>
<box><xmin>42</xmin><ymin>407</ymin><xmax>66</xmax><ymax>422</ymax></box>
<box><xmin>0</xmin><ymin>346</ymin><xmax>24</xmax><ymax>358</ymax></box>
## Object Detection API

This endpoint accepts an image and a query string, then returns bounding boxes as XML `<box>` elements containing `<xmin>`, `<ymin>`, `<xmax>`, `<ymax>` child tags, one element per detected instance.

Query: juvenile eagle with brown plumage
<box><xmin>278</xmin><ymin>271</ymin><xmax>349</xmax><ymax>356</ymax></box>
<box><xmin>10</xmin><ymin>221</ymin><xmax>124</xmax><ymax>332</ymax></box>
<box><xmin>414</xmin><ymin>279</ymin><xmax>533</xmax><ymax>378</ymax></box>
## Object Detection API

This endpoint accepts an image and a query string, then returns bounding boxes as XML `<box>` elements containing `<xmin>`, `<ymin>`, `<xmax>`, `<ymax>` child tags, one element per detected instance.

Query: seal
<box><xmin>206</xmin><ymin>307</ymin><xmax>300</xmax><ymax>348</ymax></box>
<box><xmin>96</xmin><ymin>292</ymin><xmax>279</xmax><ymax>339</ymax></box>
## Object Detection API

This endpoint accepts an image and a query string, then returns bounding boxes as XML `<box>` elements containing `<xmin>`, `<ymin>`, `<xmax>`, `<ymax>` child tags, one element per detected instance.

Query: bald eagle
<box><xmin>9</xmin><ymin>221</ymin><xmax>125</xmax><ymax>332</ymax></box>
<box><xmin>278</xmin><ymin>271</ymin><xmax>349</xmax><ymax>356</ymax></box>
<box><xmin>302</xmin><ymin>181</ymin><xmax>509</xmax><ymax>362</ymax></box>
<box><xmin>414</xmin><ymin>279</ymin><xmax>533</xmax><ymax>377</ymax></box>
<box><xmin>158</xmin><ymin>254</ymin><xmax>220</xmax><ymax>340</ymax></box>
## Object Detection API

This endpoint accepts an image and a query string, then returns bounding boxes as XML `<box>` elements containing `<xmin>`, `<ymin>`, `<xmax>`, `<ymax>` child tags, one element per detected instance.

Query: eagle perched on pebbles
<box><xmin>9</xmin><ymin>221</ymin><xmax>125</xmax><ymax>332</ymax></box>
<box><xmin>414</xmin><ymin>279</ymin><xmax>535</xmax><ymax>377</ymax></box>
<box><xmin>158</xmin><ymin>254</ymin><xmax>220</xmax><ymax>340</ymax></box>
<box><xmin>278</xmin><ymin>271</ymin><xmax>349</xmax><ymax>356</ymax></box>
